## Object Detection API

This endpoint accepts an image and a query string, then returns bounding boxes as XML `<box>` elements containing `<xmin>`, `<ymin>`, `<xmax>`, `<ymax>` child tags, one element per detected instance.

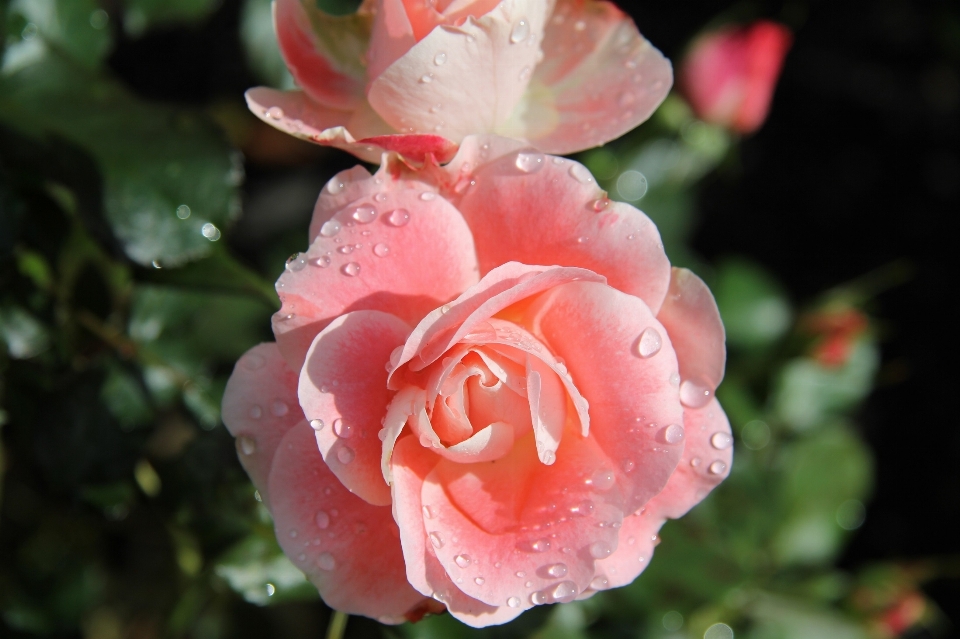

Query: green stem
<box><xmin>326</xmin><ymin>611</ymin><xmax>348</xmax><ymax>639</ymax></box>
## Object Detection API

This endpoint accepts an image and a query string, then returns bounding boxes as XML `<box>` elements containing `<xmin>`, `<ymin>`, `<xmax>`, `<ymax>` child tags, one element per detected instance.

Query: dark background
<box><xmin>98</xmin><ymin>0</ymin><xmax>959</xmax><ymax>632</ymax></box>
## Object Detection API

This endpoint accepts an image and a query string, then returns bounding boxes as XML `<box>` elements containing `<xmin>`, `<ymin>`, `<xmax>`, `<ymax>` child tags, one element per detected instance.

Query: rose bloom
<box><xmin>222</xmin><ymin>135</ymin><xmax>731</xmax><ymax>626</ymax></box>
<box><xmin>678</xmin><ymin>20</ymin><xmax>793</xmax><ymax>134</ymax></box>
<box><xmin>247</xmin><ymin>0</ymin><xmax>673</xmax><ymax>163</ymax></box>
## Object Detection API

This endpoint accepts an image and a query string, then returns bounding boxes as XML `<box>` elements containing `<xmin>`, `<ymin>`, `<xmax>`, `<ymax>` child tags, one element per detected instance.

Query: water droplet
<box><xmin>266</xmin><ymin>106</ymin><xmax>284</xmax><ymax>120</ymax></box>
<box><xmin>474</xmin><ymin>576</ymin><xmax>485</xmax><ymax>585</ymax></box>
<box><xmin>371</xmin><ymin>243</ymin><xmax>390</xmax><ymax>258</ymax></box>
<box><xmin>326</xmin><ymin>178</ymin><xmax>344</xmax><ymax>194</ymax></box>
<box><xmin>320</xmin><ymin>220</ymin><xmax>342</xmax><ymax>237</ymax></box>
<box><xmin>434</xmin><ymin>52</ymin><xmax>447</xmax><ymax>65</ymax></box>
<box><xmin>238</xmin><ymin>436</ymin><xmax>256</xmax><ymax>455</ymax></box>
<box><xmin>588</xmin><ymin>469</ymin><xmax>615</xmax><ymax>491</ymax></box>
<box><xmin>387</xmin><ymin>208</ymin><xmax>411</xmax><ymax>226</ymax></box>
<box><xmin>590</xmin><ymin>576</ymin><xmax>609</xmax><ymax>590</ymax></box>
<box><xmin>342</xmin><ymin>262</ymin><xmax>361</xmax><ymax>277</ymax></box>
<box><xmin>420</xmin><ymin>73</ymin><xmax>433</xmax><ymax>83</ymax></box>
<box><xmin>690</xmin><ymin>457</ymin><xmax>701</xmax><ymax>468</ymax></box>
<box><xmin>545</xmin><ymin>563</ymin><xmax>567</xmax><ymax>577</ymax></box>
<box><xmin>669</xmin><ymin>372</ymin><xmax>681</xmax><ymax>387</ymax></box>
<box><xmin>516</xmin><ymin>571</ymin><xmax>525</xmax><ymax>577</ymax></box>
<box><xmin>664</xmin><ymin>424</ymin><xmax>684</xmax><ymax>444</ymax></box>
<box><xmin>422</xmin><ymin>505</ymin><xmax>434</xmax><ymax>519</ymax></box>
<box><xmin>589</xmin><ymin>541</ymin><xmax>613</xmax><ymax>558</ymax></box>
<box><xmin>337</xmin><ymin>447</ymin><xmax>355</xmax><ymax>464</ymax></box>
<box><xmin>530</xmin><ymin>590</ymin><xmax>549</xmax><ymax>605</ymax></box>
<box><xmin>571</xmin><ymin>499</ymin><xmax>594</xmax><ymax>515</ymax></box>
<box><xmin>351</xmin><ymin>204</ymin><xmax>377</xmax><ymax>223</ymax></box>
<box><xmin>310</xmin><ymin>418</ymin><xmax>324</xmax><ymax>431</ymax></box>
<box><xmin>286</xmin><ymin>253</ymin><xmax>307</xmax><ymax>272</ymax></box>
<box><xmin>271</xmin><ymin>400</ymin><xmax>289</xmax><ymax>417</ymax></box>
<box><xmin>569</xmin><ymin>163</ymin><xmax>594</xmax><ymax>184</ymax></box>
<box><xmin>711</xmin><ymin>432</ymin><xmax>733</xmax><ymax>450</ymax></box>
<box><xmin>541</xmin><ymin>449</ymin><xmax>556</xmax><ymax>465</ymax></box>
<box><xmin>651</xmin><ymin>534</ymin><xmax>660</xmax><ymax>546</ymax></box>
<box><xmin>623</xmin><ymin>459</ymin><xmax>635</xmax><ymax>472</ymax></box>
<box><xmin>515</xmin><ymin>151</ymin><xmax>545</xmax><ymax>173</ymax></box>
<box><xmin>709</xmin><ymin>460</ymin><xmax>727</xmax><ymax>475</ymax></box>
<box><xmin>551</xmin><ymin>581</ymin><xmax>578</xmax><ymax>603</ymax></box>
<box><xmin>592</xmin><ymin>197</ymin><xmax>610</xmax><ymax>211</ymax></box>
<box><xmin>680</xmin><ymin>378</ymin><xmax>713</xmax><ymax>408</ymax></box>
<box><xmin>573</xmin><ymin>19</ymin><xmax>586</xmax><ymax>31</ymax></box>
<box><xmin>317</xmin><ymin>552</ymin><xmax>336</xmax><ymax>570</ymax></box>
<box><xmin>333</xmin><ymin>419</ymin><xmax>353</xmax><ymax>438</ymax></box>
<box><xmin>315</xmin><ymin>511</ymin><xmax>330</xmax><ymax>529</ymax></box>
<box><xmin>519</xmin><ymin>66</ymin><xmax>531</xmax><ymax>81</ymax></box>
<box><xmin>618</xmin><ymin>91</ymin><xmax>635</xmax><ymax>107</ymax></box>
<box><xmin>176</xmin><ymin>204</ymin><xmax>191</xmax><ymax>219</ymax></box>
<box><xmin>507</xmin><ymin>596</ymin><xmax>521</xmax><ymax>607</ymax></box>
<box><xmin>309</xmin><ymin>254</ymin><xmax>332</xmax><ymax>268</ymax></box>
<box><xmin>440</xmin><ymin>304</ymin><xmax>451</xmax><ymax>314</ymax></box>
<box><xmin>419</xmin><ymin>192</ymin><xmax>436</xmax><ymax>201</ymax></box>
<box><xmin>337</xmin><ymin>245</ymin><xmax>355</xmax><ymax>254</ymax></box>
<box><xmin>429</xmin><ymin>532</ymin><xmax>444</xmax><ymax>548</ymax></box>
<box><xmin>454</xmin><ymin>554</ymin><xmax>471</xmax><ymax>568</ymax></box>
<box><xmin>530</xmin><ymin>538</ymin><xmax>550</xmax><ymax>552</ymax></box>
<box><xmin>510</xmin><ymin>18</ymin><xmax>529</xmax><ymax>43</ymax></box>
<box><xmin>248</xmin><ymin>405</ymin><xmax>262</xmax><ymax>419</ymax></box>
<box><xmin>374</xmin><ymin>192</ymin><xmax>388</xmax><ymax>203</ymax></box>
<box><xmin>635</xmin><ymin>327</ymin><xmax>662</xmax><ymax>358</ymax></box>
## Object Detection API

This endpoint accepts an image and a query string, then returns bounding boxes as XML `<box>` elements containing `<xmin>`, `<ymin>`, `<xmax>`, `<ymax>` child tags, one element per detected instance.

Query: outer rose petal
<box><xmin>268</xmin><ymin>424</ymin><xmax>428</xmax><ymax>621</ymax></box>
<box><xmin>299</xmin><ymin>311</ymin><xmax>412</xmax><ymax>506</ymax></box>
<box><xmin>501</xmin><ymin>0</ymin><xmax>672</xmax><ymax>154</ymax></box>
<box><xmin>367</xmin><ymin>0</ymin><xmax>549</xmax><ymax>143</ymax></box>
<box><xmin>275</xmin><ymin>0</ymin><xmax>364</xmax><ymax>110</ymax></box>
<box><xmin>273</xmin><ymin>183</ymin><xmax>479</xmax><ymax>370</ymax></box>
<box><xmin>391</xmin><ymin>436</ymin><xmax>525</xmax><ymax>627</ymax></box>
<box><xmin>524</xmin><ymin>281</ymin><xmax>684</xmax><ymax>513</ymax></box>
<box><xmin>221</xmin><ymin>344</ymin><xmax>303</xmax><ymax>507</ymax></box>
<box><xmin>444</xmin><ymin>135</ymin><xmax>672</xmax><ymax>313</ymax></box>
<box><xmin>656</xmin><ymin>267</ymin><xmax>726</xmax><ymax>398</ymax></box>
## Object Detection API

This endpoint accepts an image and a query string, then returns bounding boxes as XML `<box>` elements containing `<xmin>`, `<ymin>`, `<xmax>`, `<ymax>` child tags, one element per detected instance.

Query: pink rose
<box><xmin>247</xmin><ymin>0</ymin><xmax>673</xmax><ymax>163</ymax></box>
<box><xmin>678</xmin><ymin>20</ymin><xmax>793</xmax><ymax>134</ymax></box>
<box><xmin>222</xmin><ymin>135</ymin><xmax>731</xmax><ymax>626</ymax></box>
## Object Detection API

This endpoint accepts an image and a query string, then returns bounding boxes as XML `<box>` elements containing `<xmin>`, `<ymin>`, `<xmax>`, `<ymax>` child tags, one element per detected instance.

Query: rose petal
<box><xmin>656</xmin><ymin>267</ymin><xmax>726</xmax><ymax>396</ymax></box>
<box><xmin>445</xmin><ymin>136</ymin><xmax>672</xmax><ymax>313</ymax></box>
<box><xmin>367</xmin><ymin>0</ymin><xmax>549</xmax><ymax>143</ymax></box>
<box><xmin>268</xmin><ymin>423</ymin><xmax>428</xmax><ymax>621</ymax></box>
<box><xmin>275</xmin><ymin>0</ymin><xmax>365</xmax><ymax>110</ymax></box>
<box><xmin>587</xmin><ymin>508</ymin><xmax>664</xmax><ymax>590</ymax></box>
<box><xmin>440</xmin><ymin>421</ymin><xmax>515</xmax><ymax>463</ymax></box>
<box><xmin>221</xmin><ymin>343</ymin><xmax>303</xmax><ymax>507</ymax></box>
<box><xmin>391</xmin><ymin>436</ymin><xmax>526</xmax><ymax>626</ymax></box>
<box><xmin>507</xmin><ymin>0</ymin><xmax>672</xmax><ymax>154</ymax></box>
<box><xmin>273</xmin><ymin>183</ymin><xmax>479</xmax><ymax>371</ymax></box>
<box><xmin>299</xmin><ymin>311</ymin><xmax>412</xmax><ymax>506</ymax></box>
<box><xmin>523</xmin><ymin>280</ymin><xmax>684</xmax><ymax>513</ymax></box>
<box><xmin>366</xmin><ymin>0</ymin><xmax>418</xmax><ymax>82</ymax></box>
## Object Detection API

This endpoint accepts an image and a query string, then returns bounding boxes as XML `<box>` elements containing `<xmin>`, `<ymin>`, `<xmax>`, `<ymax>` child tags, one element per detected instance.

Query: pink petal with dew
<box><xmin>368</xmin><ymin>0</ymin><xmax>549</xmax><ymax>143</ymax></box>
<box><xmin>221</xmin><ymin>343</ymin><xmax>304</xmax><ymax>508</ymax></box>
<box><xmin>391</xmin><ymin>436</ymin><xmax>526</xmax><ymax>626</ymax></box>
<box><xmin>268</xmin><ymin>424</ymin><xmax>428</xmax><ymax>622</ymax></box>
<box><xmin>299</xmin><ymin>311</ymin><xmax>412</xmax><ymax>506</ymax></box>
<box><xmin>524</xmin><ymin>280</ymin><xmax>684</xmax><ymax>514</ymax></box>
<box><xmin>272</xmin><ymin>183</ymin><xmax>479</xmax><ymax>371</ymax></box>
<box><xmin>656</xmin><ymin>268</ymin><xmax>726</xmax><ymax>408</ymax></box>
<box><xmin>508</xmin><ymin>0</ymin><xmax>671</xmax><ymax>154</ymax></box>
<box><xmin>274</xmin><ymin>0</ymin><xmax>364</xmax><ymax>110</ymax></box>
<box><xmin>589</xmin><ymin>398</ymin><xmax>732</xmax><ymax>590</ymax></box>
<box><xmin>444</xmin><ymin>135</ymin><xmax>672</xmax><ymax>313</ymax></box>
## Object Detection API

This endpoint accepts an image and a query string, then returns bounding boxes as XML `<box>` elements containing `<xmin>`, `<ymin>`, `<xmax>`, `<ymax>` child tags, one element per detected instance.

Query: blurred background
<box><xmin>0</xmin><ymin>0</ymin><xmax>958</xmax><ymax>637</ymax></box>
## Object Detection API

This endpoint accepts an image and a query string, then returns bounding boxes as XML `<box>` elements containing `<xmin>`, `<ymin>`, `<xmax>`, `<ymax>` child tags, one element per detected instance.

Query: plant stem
<box><xmin>326</xmin><ymin>611</ymin><xmax>348</xmax><ymax>639</ymax></box>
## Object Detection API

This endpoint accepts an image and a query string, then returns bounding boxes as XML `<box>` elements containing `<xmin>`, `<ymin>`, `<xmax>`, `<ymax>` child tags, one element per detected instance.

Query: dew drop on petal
<box><xmin>569</xmin><ymin>163</ymin><xmax>594</xmax><ymax>184</ymax></box>
<box><xmin>664</xmin><ymin>424</ymin><xmax>685</xmax><ymax>444</ymax></box>
<box><xmin>530</xmin><ymin>538</ymin><xmax>550</xmax><ymax>552</ymax></box>
<box><xmin>309</xmin><ymin>254</ymin><xmax>331</xmax><ymax>268</ymax></box>
<box><xmin>588</xmin><ymin>469</ymin><xmax>615</xmax><ymax>491</ymax></box>
<box><xmin>341</xmin><ymin>262</ymin><xmax>361</xmax><ymax>277</ymax></box>
<box><xmin>419</xmin><ymin>192</ymin><xmax>436</xmax><ymax>201</ymax></box>
<box><xmin>475</xmin><ymin>577</ymin><xmax>485</xmax><ymax>585</ymax></box>
<box><xmin>429</xmin><ymin>532</ymin><xmax>444</xmax><ymax>548</ymax></box>
<box><xmin>679</xmin><ymin>378</ymin><xmax>713</xmax><ymax>408</ymax></box>
<box><xmin>249</xmin><ymin>405</ymin><xmax>262</xmax><ymax>419</ymax></box>
<box><xmin>592</xmin><ymin>197</ymin><xmax>610</xmax><ymax>211</ymax></box>
<box><xmin>320</xmin><ymin>220</ymin><xmax>341</xmax><ymax>237</ymax></box>
<box><xmin>711</xmin><ymin>432</ymin><xmax>733</xmax><ymax>450</ymax></box>
<box><xmin>373</xmin><ymin>243</ymin><xmax>390</xmax><ymax>257</ymax></box>
<box><xmin>309</xmin><ymin>419</ymin><xmax>324</xmax><ymax>431</ymax></box>
<box><xmin>507</xmin><ymin>596</ymin><xmax>521</xmax><ymax>607</ymax></box>
<box><xmin>510</xmin><ymin>18</ymin><xmax>529</xmax><ymax>43</ymax></box>
<box><xmin>635</xmin><ymin>327</ymin><xmax>662</xmax><ymax>358</ymax></box>
<box><xmin>709</xmin><ymin>460</ymin><xmax>728</xmax><ymax>475</ymax></box>
<box><xmin>515</xmin><ymin>151</ymin><xmax>545</xmax><ymax>173</ymax></box>
<box><xmin>266</xmin><ymin>106</ymin><xmax>284</xmax><ymax>120</ymax></box>
<box><xmin>530</xmin><ymin>590</ymin><xmax>549</xmax><ymax>605</ymax></box>
<box><xmin>454</xmin><ymin>554</ymin><xmax>471</xmax><ymax>568</ymax></box>
<box><xmin>317</xmin><ymin>552</ymin><xmax>335</xmax><ymax>570</ymax></box>
<box><xmin>271</xmin><ymin>400</ymin><xmax>289</xmax><ymax>417</ymax></box>
<box><xmin>315</xmin><ymin>511</ymin><xmax>330</xmax><ymax>529</ymax></box>
<box><xmin>333</xmin><ymin>419</ymin><xmax>353</xmax><ymax>438</ymax></box>
<box><xmin>422</xmin><ymin>505</ymin><xmax>434</xmax><ymax>519</ymax></box>
<box><xmin>551</xmin><ymin>581</ymin><xmax>578</xmax><ymax>603</ymax></box>
<box><xmin>351</xmin><ymin>204</ymin><xmax>377</xmax><ymax>223</ymax></box>
<box><xmin>590</xmin><ymin>576</ymin><xmax>609</xmax><ymax>590</ymax></box>
<box><xmin>238</xmin><ymin>436</ymin><xmax>255</xmax><ymax>455</ymax></box>
<box><xmin>336</xmin><ymin>447</ymin><xmax>355</xmax><ymax>464</ymax></box>
<box><xmin>387</xmin><ymin>208</ymin><xmax>410</xmax><ymax>226</ymax></box>
<box><xmin>589</xmin><ymin>541</ymin><xmax>613</xmax><ymax>558</ymax></box>
<box><xmin>420</xmin><ymin>73</ymin><xmax>433</xmax><ymax>83</ymax></box>
<box><xmin>545</xmin><ymin>563</ymin><xmax>568</xmax><ymax>577</ymax></box>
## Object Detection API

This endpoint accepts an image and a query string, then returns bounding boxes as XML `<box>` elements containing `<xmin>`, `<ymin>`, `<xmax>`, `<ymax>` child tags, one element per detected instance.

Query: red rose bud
<box><xmin>802</xmin><ymin>307</ymin><xmax>869</xmax><ymax>368</ymax></box>
<box><xmin>679</xmin><ymin>20</ymin><xmax>793</xmax><ymax>134</ymax></box>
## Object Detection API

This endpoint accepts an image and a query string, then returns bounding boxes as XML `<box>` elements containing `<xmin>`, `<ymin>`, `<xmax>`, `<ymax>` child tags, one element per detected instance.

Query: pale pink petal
<box><xmin>444</xmin><ymin>136</ymin><xmax>672</xmax><ymax>313</ymax></box>
<box><xmin>274</xmin><ymin>0</ymin><xmax>364</xmax><ymax>110</ymax></box>
<box><xmin>367</xmin><ymin>0</ymin><xmax>549</xmax><ymax>143</ymax></box>
<box><xmin>423</xmin><ymin>433</ymin><xmax>625</xmax><ymax>608</ymax></box>
<box><xmin>221</xmin><ymin>343</ymin><xmax>303</xmax><ymax>507</ymax></box>
<box><xmin>523</xmin><ymin>281</ymin><xmax>684</xmax><ymax>514</ymax></box>
<box><xmin>438</xmin><ymin>421</ymin><xmax>515</xmax><ymax>463</ymax></box>
<box><xmin>273</xmin><ymin>184</ymin><xmax>479</xmax><ymax>371</ymax></box>
<box><xmin>298</xmin><ymin>311</ymin><xmax>412</xmax><ymax>506</ymax></box>
<box><xmin>655</xmin><ymin>268</ymin><xmax>726</xmax><ymax>403</ymax></box>
<box><xmin>508</xmin><ymin>0</ymin><xmax>671</xmax><ymax>154</ymax></box>
<box><xmin>588</xmin><ymin>508</ymin><xmax>664</xmax><ymax>590</ymax></box>
<box><xmin>366</xmin><ymin>0</ymin><xmax>418</xmax><ymax>82</ymax></box>
<box><xmin>390</xmin><ymin>436</ymin><xmax>525</xmax><ymax>626</ymax></box>
<box><xmin>268</xmin><ymin>424</ymin><xmax>428</xmax><ymax>621</ymax></box>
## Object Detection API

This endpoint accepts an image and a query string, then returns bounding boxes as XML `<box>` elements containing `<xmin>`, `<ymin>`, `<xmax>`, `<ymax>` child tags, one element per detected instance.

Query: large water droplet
<box><xmin>309</xmin><ymin>254</ymin><xmax>332</xmax><ymax>268</ymax></box>
<box><xmin>679</xmin><ymin>378</ymin><xmax>713</xmax><ymax>408</ymax></box>
<box><xmin>510</xmin><ymin>18</ymin><xmax>529</xmax><ymax>43</ymax></box>
<box><xmin>569</xmin><ymin>163</ymin><xmax>594</xmax><ymax>184</ymax></box>
<box><xmin>373</xmin><ymin>243</ymin><xmax>390</xmax><ymax>257</ymax></box>
<box><xmin>434</xmin><ymin>52</ymin><xmax>447</xmax><ymax>65</ymax></box>
<box><xmin>429</xmin><ymin>532</ymin><xmax>444</xmax><ymax>548</ymax></box>
<box><xmin>320</xmin><ymin>220</ymin><xmax>342</xmax><ymax>237</ymax></box>
<box><xmin>589</xmin><ymin>541</ymin><xmax>613</xmax><ymax>558</ymax></box>
<box><xmin>588</xmin><ymin>469</ymin><xmax>615</xmax><ymax>491</ymax></box>
<box><xmin>336</xmin><ymin>447</ymin><xmax>355</xmax><ymax>464</ymax></box>
<box><xmin>474</xmin><ymin>577</ymin><xmax>485</xmax><ymax>585</ymax></box>
<box><xmin>333</xmin><ymin>419</ymin><xmax>353</xmax><ymax>438</ymax></box>
<box><xmin>286</xmin><ymin>252</ymin><xmax>307</xmax><ymax>272</ymax></box>
<box><xmin>590</xmin><ymin>576</ymin><xmax>609</xmax><ymax>590</ymax></box>
<box><xmin>342</xmin><ymin>262</ymin><xmax>361</xmax><ymax>277</ymax></box>
<box><xmin>310</xmin><ymin>418</ymin><xmax>324</xmax><ymax>431</ymax></box>
<box><xmin>317</xmin><ymin>552</ymin><xmax>336</xmax><ymax>571</ymax></box>
<box><xmin>550</xmin><ymin>581</ymin><xmax>578</xmax><ymax>603</ymax></box>
<box><xmin>663</xmin><ymin>424</ymin><xmax>684</xmax><ymax>444</ymax></box>
<box><xmin>351</xmin><ymin>204</ymin><xmax>377</xmax><ymax>223</ymax></box>
<box><xmin>315</xmin><ymin>511</ymin><xmax>330</xmax><ymax>529</ymax></box>
<box><xmin>635</xmin><ymin>327</ymin><xmax>662</xmax><ymax>358</ymax></box>
<box><xmin>266</xmin><ymin>106</ymin><xmax>284</xmax><ymax>120</ymax></box>
<box><xmin>544</xmin><ymin>563</ymin><xmax>567</xmax><ymax>578</ymax></box>
<box><xmin>530</xmin><ymin>538</ymin><xmax>550</xmax><ymax>552</ymax></box>
<box><xmin>387</xmin><ymin>208</ymin><xmax>410</xmax><ymax>226</ymax></box>
<box><xmin>515</xmin><ymin>151</ymin><xmax>545</xmax><ymax>173</ymax></box>
<box><xmin>454</xmin><ymin>554</ymin><xmax>471</xmax><ymax>568</ymax></box>
<box><xmin>708</xmin><ymin>460</ymin><xmax>727</xmax><ymax>475</ymax></box>
<box><xmin>711</xmin><ymin>432</ymin><xmax>733</xmax><ymax>450</ymax></box>
<box><xmin>507</xmin><ymin>596</ymin><xmax>521</xmax><ymax>607</ymax></box>
<box><xmin>530</xmin><ymin>590</ymin><xmax>549</xmax><ymax>605</ymax></box>
<box><xmin>238</xmin><ymin>436</ymin><xmax>255</xmax><ymax>455</ymax></box>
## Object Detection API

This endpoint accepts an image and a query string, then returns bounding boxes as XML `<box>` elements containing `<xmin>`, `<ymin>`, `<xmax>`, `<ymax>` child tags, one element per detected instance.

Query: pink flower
<box><xmin>246</xmin><ymin>0</ymin><xmax>673</xmax><ymax>163</ymax></box>
<box><xmin>221</xmin><ymin>135</ymin><xmax>731</xmax><ymax>626</ymax></box>
<box><xmin>678</xmin><ymin>20</ymin><xmax>793</xmax><ymax>134</ymax></box>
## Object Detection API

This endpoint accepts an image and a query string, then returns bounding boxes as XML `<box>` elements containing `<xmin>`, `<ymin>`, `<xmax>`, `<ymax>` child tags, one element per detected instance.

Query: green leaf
<box><xmin>214</xmin><ymin>534</ymin><xmax>317</xmax><ymax>605</ymax></box>
<box><xmin>0</xmin><ymin>54</ymin><xmax>242</xmax><ymax>267</ymax></box>
<box><xmin>714</xmin><ymin>259</ymin><xmax>792</xmax><ymax>350</ymax></box>
<box><xmin>3</xmin><ymin>0</ymin><xmax>112</xmax><ymax>71</ymax></box>
<box><xmin>0</xmin><ymin>304</ymin><xmax>49</xmax><ymax>359</ymax></box>
<box><xmin>121</xmin><ymin>0</ymin><xmax>221</xmax><ymax>37</ymax></box>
